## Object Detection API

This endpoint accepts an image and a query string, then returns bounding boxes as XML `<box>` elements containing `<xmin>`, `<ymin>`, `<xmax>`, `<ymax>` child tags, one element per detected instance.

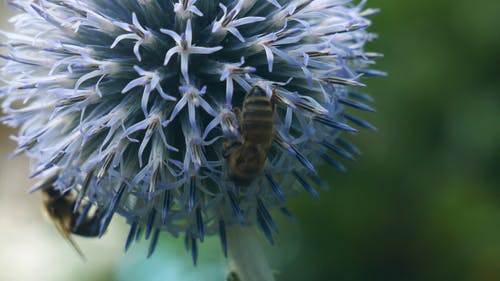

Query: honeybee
<box><xmin>224</xmin><ymin>86</ymin><xmax>275</xmax><ymax>186</ymax></box>
<box><xmin>42</xmin><ymin>186</ymin><xmax>102</xmax><ymax>258</ymax></box>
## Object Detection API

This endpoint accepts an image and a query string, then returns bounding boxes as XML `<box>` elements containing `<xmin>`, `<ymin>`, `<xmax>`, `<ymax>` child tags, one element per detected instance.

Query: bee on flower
<box><xmin>0</xmin><ymin>0</ymin><xmax>383</xmax><ymax>280</ymax></box>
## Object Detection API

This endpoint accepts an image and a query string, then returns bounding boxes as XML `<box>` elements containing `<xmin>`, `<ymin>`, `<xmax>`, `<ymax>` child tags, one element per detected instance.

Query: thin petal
<box><xmin>121</xmin><ymin>76</ymin><xmax>147</xmax><ymax>93</ymax></box>
<box><xmin>75</xmin><ymin>70</ymin><xmax>103</xmax><ymax>90</ymax></box>
<box><xmin>225</xmin><ymin>78</ymin><xmax>233</xmax><ymax>107</ymax></box>
<box><xmin>202</xmin><ymin>115</ymin><xmax>221</xmax><ymax>140</ymax></box>
<box><xmin>125</xmin><ymin>119</ymin><xmax>149</xmax><ymax>137</ymax></box>
<box><xmin>141</xmin><ymin>84</ymin><xmax>152</xmax><ymax>115</ymax></box>
<box><xmin>227</xmin><ymin>27</ymin><xmax>245</xmax><ymax>42</ymax></box>
<box><xmin>164</xmin><ymin>46</ymin><xmax>180</xmax><ymax>66</ymax></box>
<box><xmin>188</xmin><ymin>102</ymin><xmax>197</xmax><ymax>130</ymax></box>
<box><xmin>198</xmin><ymin>98</ymin><xmax>217</xmax><ymax>117</ymax></box>
<box><xmin>160</xmin><ymin>28</ymin><xmax>181</xmax><ymax>42</ymax></box>
<box><xmin>133</xmin><ymin>40</ymin><xmax>143</xmax><ymax>62</ymax></box>
<box><xmin>266</xmin><ymin>0</ymin><xmax>282</xmax><ymax>8</ymax></box>
<box><xmin>189</xmin><ymin>6</ymin><xmax>203</xmax><ymax>17</ymax></box>
<box><xmin>110</xmin><ymin>33</ymin><xmax>140</xmax><ymax>49</ymax></box>
<box><xmin>190</xmin><ymin>46</ymin><xmax>223</xmax><ymax>54</ymax></box>
<box><xmin>131</xmin><ymin>12</ymin><xmax>147</xmax><ymax>34</ymax></box>
<box><xmin>180</xmin><ymin>53</ymin><xmax>189</xmax><ymax>83</ymax></box>
<box><xmin>164</xmin><ymin>94</ymin><xmax>188</xmax><ymax>125</ymax></box>
<box><xmin>185</xmin><ymin>20</ymin><xmax>192</xmax><ymax>45</ymax></box>
<box><xmin>262</xmin><ymin>44</ymin><xmax>274</xmax><ymax>72</ymax></box>
<box><xmin>231</xmin><ymin>17</ymin><xmax>265</xmax><ymax>27</ymax></box>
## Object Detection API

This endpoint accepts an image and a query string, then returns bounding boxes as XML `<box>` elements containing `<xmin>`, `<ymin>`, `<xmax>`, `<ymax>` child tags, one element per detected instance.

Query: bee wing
<box><xmin>52</xmin><ymin>220</ymin><xmax>86</xmax><ymax>260</ymax></box>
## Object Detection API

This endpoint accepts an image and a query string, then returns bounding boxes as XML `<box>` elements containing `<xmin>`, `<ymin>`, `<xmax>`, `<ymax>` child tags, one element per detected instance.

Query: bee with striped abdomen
<box><xmin>42</xmin><ymin>186</ymin><xmax>102</xmax><ymax>258</ymax></box>
<box><xmin>224</xmin><ymin>86</ymin><xmax>276</xmax><ymax>186</ymax></box>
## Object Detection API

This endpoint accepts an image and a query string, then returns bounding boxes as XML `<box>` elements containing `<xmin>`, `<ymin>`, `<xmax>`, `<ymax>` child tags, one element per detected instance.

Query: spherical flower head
<box><xmin>0</xmin><ymin>0</ymin><xmax>383</xmax><ymax>261</ymax></box>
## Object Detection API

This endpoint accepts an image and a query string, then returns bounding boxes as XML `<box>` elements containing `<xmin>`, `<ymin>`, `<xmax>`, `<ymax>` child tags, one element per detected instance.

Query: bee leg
<box><xmin>230</xmin><ymin>107</ymin><xmax>245</xmax><ymax>145</ymax></box>
<box><xmin>231</xmin><ymin>107</ymin><xmax>242</xmax><ymax>129</ymax></box>
<box><xmin>270</xmin><ymin>87</ymin><xmax>277</xmax><ymax>108</ymax></box>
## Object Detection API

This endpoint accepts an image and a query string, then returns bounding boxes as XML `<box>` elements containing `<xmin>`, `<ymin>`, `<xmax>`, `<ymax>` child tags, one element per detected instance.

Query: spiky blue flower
<box><xmin>0</xmin><ymin>0</ymin><xmax>382</xmax><ymax>266</ymax></box>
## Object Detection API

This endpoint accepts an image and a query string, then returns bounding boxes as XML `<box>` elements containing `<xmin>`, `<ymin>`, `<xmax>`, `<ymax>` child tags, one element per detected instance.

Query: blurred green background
<box><xmin>1</xmin><ymin>0</ymin><xmax>500</xmax><ymax>281</ymax></box>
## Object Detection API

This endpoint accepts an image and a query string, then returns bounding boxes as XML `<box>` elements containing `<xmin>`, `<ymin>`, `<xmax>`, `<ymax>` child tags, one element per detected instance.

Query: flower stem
<box><xmin>226</xmin><ymin>226</ymin><xmax>275</xmax><ymax>281</ymax></box>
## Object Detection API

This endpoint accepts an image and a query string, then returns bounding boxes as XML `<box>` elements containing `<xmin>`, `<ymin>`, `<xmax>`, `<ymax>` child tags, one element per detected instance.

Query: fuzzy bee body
<box><xmin>224</xmin><ymin>86</ymin><xmax>275</xmax><ymax>186</ymax></box>
<box><xmin>42</xmin><ymin>187</ymin><xmax>102</xmax><ymax>257</ymax></box>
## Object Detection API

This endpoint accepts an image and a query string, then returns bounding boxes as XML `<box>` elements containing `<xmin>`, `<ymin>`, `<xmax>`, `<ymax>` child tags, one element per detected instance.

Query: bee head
<box><xmin>248</xmin><ymin>86</ymin><xmax>266</xmax><ymax>97</ymax></box>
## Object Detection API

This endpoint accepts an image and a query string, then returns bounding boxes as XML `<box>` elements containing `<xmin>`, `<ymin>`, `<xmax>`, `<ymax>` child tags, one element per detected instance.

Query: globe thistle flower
<box><xmin>0</xmin><ymin>0</ymin><xmax>382</xmax><ymax>280</ymax></box>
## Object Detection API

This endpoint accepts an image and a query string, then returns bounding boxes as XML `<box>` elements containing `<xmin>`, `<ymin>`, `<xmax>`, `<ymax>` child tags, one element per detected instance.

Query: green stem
<box><xmin>226</xmin><ymin>226</ymin><xmax>275</xmax><ymax>281</ymax></box>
